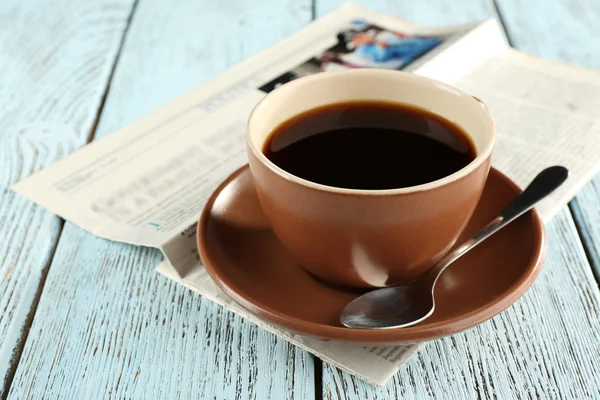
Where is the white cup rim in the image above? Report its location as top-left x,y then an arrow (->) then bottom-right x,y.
247,69 -> 495,196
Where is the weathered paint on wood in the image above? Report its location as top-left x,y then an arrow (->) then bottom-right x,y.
0,0 -> 135,395
6,0 -> 315,399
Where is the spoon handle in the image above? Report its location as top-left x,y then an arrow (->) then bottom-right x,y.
427,166 -> 569,284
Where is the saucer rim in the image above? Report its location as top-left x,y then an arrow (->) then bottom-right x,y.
198,165 -> 546,344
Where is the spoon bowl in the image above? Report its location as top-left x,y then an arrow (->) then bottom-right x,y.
341,278 -> 435,329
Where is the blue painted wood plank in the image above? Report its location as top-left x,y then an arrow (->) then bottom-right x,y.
7,0 -> 315,399
318,0 -> 600,398
0,0 -> 135,396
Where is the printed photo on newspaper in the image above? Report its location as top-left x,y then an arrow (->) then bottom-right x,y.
258,20 -> 446,93
12,3 -> 600,386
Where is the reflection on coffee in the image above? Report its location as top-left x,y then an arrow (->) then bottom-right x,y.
263,101 -> 476,190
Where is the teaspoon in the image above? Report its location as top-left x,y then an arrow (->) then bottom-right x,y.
340,165 -> 569,329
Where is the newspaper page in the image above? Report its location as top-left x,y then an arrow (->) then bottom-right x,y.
11,3 -> 600,386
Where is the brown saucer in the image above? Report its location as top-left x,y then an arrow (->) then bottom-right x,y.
198,166 -> 546,344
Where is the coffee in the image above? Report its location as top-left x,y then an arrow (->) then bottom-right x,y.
263,101 -> 476,190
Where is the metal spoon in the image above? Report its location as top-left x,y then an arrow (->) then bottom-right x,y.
340,165 -> 569,329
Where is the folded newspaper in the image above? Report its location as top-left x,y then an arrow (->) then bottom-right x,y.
12,3 -> 600,386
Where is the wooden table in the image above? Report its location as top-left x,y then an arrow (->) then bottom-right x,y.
1,0 -> 600,398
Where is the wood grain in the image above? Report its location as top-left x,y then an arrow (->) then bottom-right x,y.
7,0 -> 315,398
0,0 -> 135,396
319,0 -> 600,398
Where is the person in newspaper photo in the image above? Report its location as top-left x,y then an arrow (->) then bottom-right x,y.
259,19 -> 443,93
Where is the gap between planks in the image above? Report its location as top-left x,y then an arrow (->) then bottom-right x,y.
84,0 -> 142,144
0,223 -> 63,400
0,1 -> 141,399
569,202 -> 600,286
314,356 -> 323,400
491,0 -> 515,47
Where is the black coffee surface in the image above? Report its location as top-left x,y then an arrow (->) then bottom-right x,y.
263,101 -> 476,190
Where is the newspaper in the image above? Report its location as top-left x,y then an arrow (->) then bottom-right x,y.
11,3 -> 600,386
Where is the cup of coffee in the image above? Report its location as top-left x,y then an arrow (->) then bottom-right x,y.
247,69 -> 494,288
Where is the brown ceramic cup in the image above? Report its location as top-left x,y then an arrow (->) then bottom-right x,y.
247,69 -> 494,288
